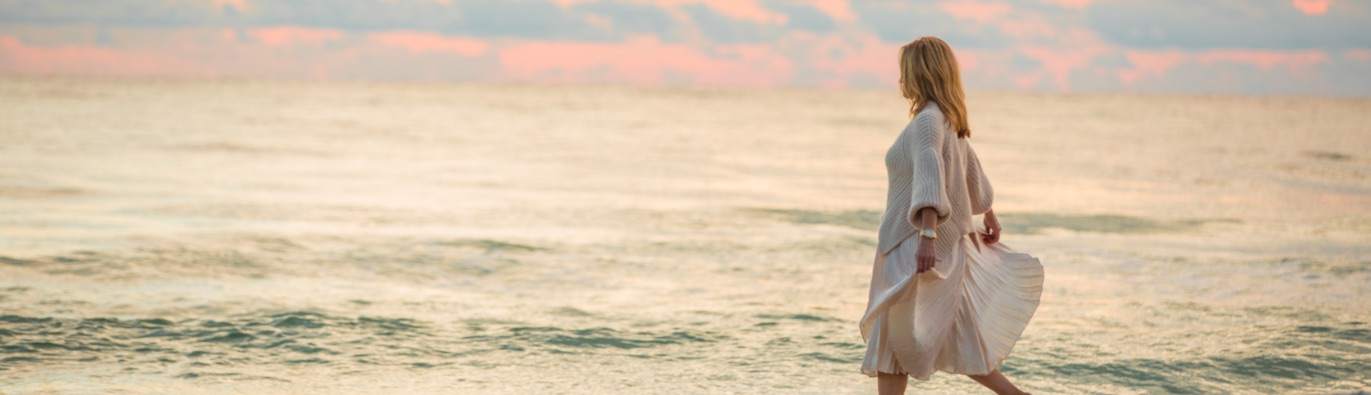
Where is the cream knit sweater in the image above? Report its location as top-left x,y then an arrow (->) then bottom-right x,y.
877,102 -> 994,255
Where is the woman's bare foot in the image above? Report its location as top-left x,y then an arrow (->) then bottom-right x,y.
965,369 -> 1027,395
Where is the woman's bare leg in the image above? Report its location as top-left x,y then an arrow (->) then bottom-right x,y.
966,369 -> 1029,395
877,372 -> 908,395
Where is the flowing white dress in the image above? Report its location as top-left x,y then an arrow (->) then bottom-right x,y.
860,103 -> 1044,380
859,235 -> 1043,379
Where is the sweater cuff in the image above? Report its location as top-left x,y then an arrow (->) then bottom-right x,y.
907,201 -> 951,227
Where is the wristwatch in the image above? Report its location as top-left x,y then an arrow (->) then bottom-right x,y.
918,229 -> 937,240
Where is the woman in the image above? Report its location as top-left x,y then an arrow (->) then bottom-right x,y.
859,37 -> 1044,395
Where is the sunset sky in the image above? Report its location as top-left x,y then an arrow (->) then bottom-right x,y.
1,0 -> 1368,95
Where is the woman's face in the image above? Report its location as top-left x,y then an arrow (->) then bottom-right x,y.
899,75 -> 916,100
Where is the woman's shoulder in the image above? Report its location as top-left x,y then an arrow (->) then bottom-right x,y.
917,101 -> 944,116
906,103 -> 946,134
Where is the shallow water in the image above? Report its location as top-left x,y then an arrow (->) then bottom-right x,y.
1,77 -> 1368,394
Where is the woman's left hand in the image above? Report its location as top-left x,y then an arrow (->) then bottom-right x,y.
981,210 -> 1001,244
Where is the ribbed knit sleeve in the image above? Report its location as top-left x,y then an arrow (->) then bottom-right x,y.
966,143 -> 994,215
907,112 -> 951,225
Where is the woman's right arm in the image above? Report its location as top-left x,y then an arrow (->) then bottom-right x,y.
908,111 -> 948,274
914,207 -> 938,273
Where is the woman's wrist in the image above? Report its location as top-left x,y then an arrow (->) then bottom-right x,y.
916,228 -> 937,239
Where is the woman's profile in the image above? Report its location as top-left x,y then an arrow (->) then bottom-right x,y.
859,36 -> 1045,395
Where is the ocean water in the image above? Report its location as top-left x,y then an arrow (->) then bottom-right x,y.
0,77 -> 1367,394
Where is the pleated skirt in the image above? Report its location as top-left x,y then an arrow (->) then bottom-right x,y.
859,234 -> 1044,380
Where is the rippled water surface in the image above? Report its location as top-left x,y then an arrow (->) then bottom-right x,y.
1,78 -> 1368,394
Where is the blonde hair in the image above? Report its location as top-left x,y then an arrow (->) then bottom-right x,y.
899,36 -> 971,138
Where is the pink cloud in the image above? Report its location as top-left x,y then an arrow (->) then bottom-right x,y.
1016,29 -> 1114,89
938,0 -> 1012,23
0,27 -> 452,81
777,31 -> 898,87
1012,70 -> 1047,89
1292,0 -> 1330,15
937,1 -> 1063,45
497,35 -> 792,86
368,31 -> 488,56
621,0 -> 788,25
1112,49 -> 1335,85
1345,48 -> 1371,61
1019,46 -> 1095,89
553,0 -> 838,25
584,14 -> 614,30
1037,0 -> 1093,9
688,0 -> 788,25
1198,50 -> 1327,74
0,35 -> 207,76
953,48 -> 1019,85
4,26 -> 792,86
1114,71 -> 1144,85
996,13 -> 1059,40
1117,49 -> 1186,85
211,0 -> 248,11
248,26 -> 346,47
955,49 -> 983,73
